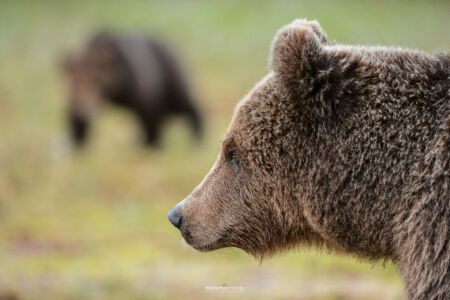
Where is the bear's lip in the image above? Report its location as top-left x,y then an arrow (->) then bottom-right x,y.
182,227 -> 232,252
183,232 -> 222,252
192,240 -> 221,252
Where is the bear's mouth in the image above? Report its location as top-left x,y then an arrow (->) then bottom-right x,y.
183,228 -> 232,252
192,240 -> 220,252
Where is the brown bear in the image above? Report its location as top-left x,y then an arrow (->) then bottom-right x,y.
169,20 -> 449,300
62,31 -> 202,147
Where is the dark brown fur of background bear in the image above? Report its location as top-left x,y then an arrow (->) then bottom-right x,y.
63,31 -> 202,147
169,20 -> 449,300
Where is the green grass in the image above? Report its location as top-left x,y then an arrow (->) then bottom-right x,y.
0,0 -> 449,299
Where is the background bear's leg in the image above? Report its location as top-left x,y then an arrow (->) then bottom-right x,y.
182,99 -> 202,140
169,93 -> 202,140
69,111 -> 91,147
137,108 -> 163,147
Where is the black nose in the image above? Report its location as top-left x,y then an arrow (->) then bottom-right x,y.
168,204 -> 183,229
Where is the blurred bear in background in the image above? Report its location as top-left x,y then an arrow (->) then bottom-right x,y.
62,31 -> 202,147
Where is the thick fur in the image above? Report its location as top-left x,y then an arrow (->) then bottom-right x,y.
63,31 -> 202,146
171,20 -> 449,300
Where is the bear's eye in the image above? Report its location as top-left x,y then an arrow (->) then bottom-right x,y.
226,150 -> 239,164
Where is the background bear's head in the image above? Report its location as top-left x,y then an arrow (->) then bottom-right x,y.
169,20 -> 331,258
62,33 -> 128,146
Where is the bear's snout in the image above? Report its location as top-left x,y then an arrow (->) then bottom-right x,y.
168,204 -> 183,229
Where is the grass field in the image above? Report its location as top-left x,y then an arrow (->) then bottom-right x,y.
0,1 -> 449,299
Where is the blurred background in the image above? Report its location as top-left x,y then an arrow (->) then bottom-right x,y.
0,1 -> 449,299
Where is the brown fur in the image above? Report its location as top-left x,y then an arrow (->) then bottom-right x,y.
170,20 -> 449,300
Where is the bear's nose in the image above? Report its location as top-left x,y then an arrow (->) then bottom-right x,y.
168,204 -> 183,229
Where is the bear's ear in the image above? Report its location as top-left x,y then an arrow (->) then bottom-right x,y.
270,19 -> 325,95
303,19 -> 328,45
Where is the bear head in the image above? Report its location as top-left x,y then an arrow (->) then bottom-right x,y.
169,19 -> 336,258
